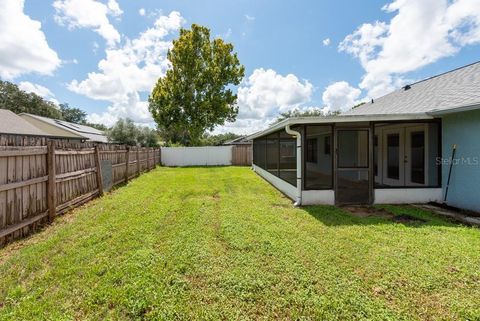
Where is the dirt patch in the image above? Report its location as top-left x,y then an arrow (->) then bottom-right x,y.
344,206 -> 426,224
392,214 -> 426,224
344,206 -> 392,219
272,203 -> 291,209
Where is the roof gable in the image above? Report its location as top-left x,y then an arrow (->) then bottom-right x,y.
346,61 -> 480,116
20,113 -> 108,142
0,109 -> 50,136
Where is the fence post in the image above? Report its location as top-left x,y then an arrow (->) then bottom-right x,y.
147,148 -> 150,171
136,147 -> 140,176
94,145 -> 104,196
47,140 -> 56,222
125,146 -> 130,183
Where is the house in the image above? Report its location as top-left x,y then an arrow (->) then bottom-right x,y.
0,109 -> 51,136
223,136 -> 252,146
20,113 -> 108,143
247,61 -> 480,213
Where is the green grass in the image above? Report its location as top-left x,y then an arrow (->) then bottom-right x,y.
0,167 -> 479,321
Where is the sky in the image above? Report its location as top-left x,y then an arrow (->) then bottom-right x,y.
1,0 -> 480,134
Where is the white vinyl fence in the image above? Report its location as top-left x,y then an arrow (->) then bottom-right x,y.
161,146 -> 233,166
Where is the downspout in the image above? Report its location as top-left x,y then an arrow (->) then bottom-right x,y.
285,124 -> 302,206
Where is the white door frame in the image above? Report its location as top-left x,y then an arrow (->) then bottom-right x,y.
373,129 -> 384,185
405,125 -> 429,186
382,127 -> 405,186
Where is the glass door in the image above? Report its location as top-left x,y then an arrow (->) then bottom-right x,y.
335,129 -> 372,205
382,128 -> 405,186
405,125 -> 427,186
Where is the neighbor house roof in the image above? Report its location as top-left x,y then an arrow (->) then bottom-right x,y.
346,61 -> 480,116
223,136 -> 251,145
0,109 -> 51,136
248,61 -> 480,140
20,113 -> 108,143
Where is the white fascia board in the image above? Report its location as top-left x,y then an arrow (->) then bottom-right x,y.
246,113 -> 433,140
427,103 -> 480,116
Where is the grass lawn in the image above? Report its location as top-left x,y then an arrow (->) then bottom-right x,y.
0,167 -> 479,320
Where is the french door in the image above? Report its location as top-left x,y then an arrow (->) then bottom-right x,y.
405,126 -> 428,186
381,125 -> 428,186
382,128 -> 405,186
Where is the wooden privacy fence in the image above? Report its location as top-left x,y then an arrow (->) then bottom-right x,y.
0,135 -> 160,246
231,145 -> 252,166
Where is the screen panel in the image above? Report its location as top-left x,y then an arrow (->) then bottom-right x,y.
305,125 -> 333,189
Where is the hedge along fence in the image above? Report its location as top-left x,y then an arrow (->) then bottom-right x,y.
0,135 -> 160,247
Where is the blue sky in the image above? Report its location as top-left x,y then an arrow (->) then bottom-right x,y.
1,0 -> 480,134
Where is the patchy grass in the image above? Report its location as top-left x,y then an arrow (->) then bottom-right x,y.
0,167 -> 479,320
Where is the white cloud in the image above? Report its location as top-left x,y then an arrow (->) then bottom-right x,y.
0,0 -> 61,79
53,0 -> 123,46
223,28 -> 232,39
245,14 -> 255,21
322,38 -> 331,46
71,11 -> 185,126
322,81 -> 361,113
339,0 -> 480,99
107,0 -> 122,16
18,81 -> 59,105
237,68 -> 313,119
216,68 -> 313,134
139,8 -> 146,16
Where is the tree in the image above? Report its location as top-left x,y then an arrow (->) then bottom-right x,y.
149,24 -> 245,146
352,102 -> 366,109
200,132 -> 242,146
0,80 -> 63,119
272,108 -> 341,124
85,122 -> 108,131
137,126 -> 161,147
107,118 -> 160,147
60,103 -> 87,123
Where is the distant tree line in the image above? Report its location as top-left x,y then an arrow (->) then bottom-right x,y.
272,108 -> 342,125
0,80 -> 159,147
0,80 -> 106,130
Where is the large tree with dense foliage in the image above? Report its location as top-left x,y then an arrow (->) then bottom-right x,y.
107,118 -> 160,147
149,24 -> 245,146
59,103 -> 87,123
0,80 -> 63,119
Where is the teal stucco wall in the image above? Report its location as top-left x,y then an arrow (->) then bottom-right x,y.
442,109 -> 480,212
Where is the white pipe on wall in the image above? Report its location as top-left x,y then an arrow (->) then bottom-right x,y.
285,124 -> 302,206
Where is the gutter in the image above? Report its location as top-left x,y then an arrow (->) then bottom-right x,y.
285,124 -> 302,207
427,103 -> 480,116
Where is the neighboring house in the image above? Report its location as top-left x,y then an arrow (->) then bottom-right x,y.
0,109 -> 51,136
223,136 -> 252,145
20,113 -> 108,143
247,61 -> 480,213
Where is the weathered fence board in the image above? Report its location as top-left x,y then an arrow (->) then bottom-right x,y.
232,145 -> 252,166
0,134 -> 161,247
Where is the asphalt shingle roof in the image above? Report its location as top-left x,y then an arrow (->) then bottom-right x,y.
0,109 -> 50,136
21,113 -> 108,143
345,61 -> 480,116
